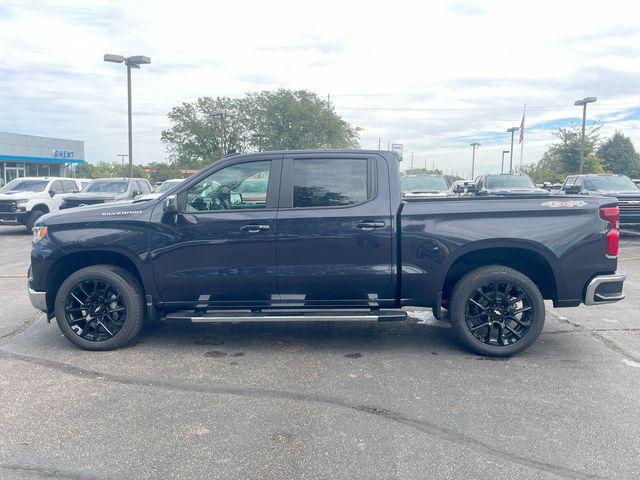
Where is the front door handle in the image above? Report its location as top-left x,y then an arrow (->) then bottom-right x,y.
355,221 -> 386,232
240,224 -> 271,233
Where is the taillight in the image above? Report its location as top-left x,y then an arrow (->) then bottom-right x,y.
600,206 -> 620,257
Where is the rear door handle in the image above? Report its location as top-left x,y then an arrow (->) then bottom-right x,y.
240,224 -> 271,233
355,221 -> 386,231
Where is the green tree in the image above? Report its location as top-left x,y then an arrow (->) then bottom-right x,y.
241,89 -> 360,151
161,96 -> 247,169
161,89 -> 361,170
520,124 -> 604,183
597,131 -> 640,177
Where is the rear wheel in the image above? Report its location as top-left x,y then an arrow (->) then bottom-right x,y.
25,209 -> 46,232
54,265 -> 145,350
449,265 -> 545,357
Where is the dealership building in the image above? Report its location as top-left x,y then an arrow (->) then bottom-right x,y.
0,132 -> 85,185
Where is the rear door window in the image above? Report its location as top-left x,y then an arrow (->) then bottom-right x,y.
292,158 -> 371,208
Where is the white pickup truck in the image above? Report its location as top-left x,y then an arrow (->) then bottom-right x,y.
0,177 -> 88,232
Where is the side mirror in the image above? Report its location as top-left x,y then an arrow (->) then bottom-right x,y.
48,189 -> 56,197
163,194 -> 177,215
466,183 -> 479,193
230,192 -> 242,205
565,185 -> 581,194
453,185 -> 465,194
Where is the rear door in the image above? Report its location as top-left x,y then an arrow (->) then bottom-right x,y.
151,155 -> 282,308
275,153 -> 394,306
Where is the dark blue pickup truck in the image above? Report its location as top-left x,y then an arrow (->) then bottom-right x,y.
28,150 -> 626,356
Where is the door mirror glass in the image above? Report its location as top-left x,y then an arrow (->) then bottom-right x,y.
133,190 -> 142,197
230,192 -> 242,206
163,194 -> 177,214
48,189 -> 56,197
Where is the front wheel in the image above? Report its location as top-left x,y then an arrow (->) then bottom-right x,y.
54,265 -> 145,350
449,265 -> 545,357
25,209 -> 46,232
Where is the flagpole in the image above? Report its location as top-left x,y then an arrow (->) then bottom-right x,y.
519,104 -> 526,169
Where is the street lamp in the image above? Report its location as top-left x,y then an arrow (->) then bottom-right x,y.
104,54 -> 151,178
208,110 -> 234,156
470,142 -> 480,180
501,150 -> 510,174
506,127 -> 519,173
574,96 -> 597,174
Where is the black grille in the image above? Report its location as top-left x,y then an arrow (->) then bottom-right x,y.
61,199 -> 105,209
618,197 -> 640,213
0,201 -> 17,213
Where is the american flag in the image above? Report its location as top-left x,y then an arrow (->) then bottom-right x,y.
519,106 -> 526,144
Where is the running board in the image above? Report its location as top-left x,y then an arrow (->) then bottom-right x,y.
164,309 -> 407,323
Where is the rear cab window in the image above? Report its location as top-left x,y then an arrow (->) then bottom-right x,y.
288,158 -> 374,208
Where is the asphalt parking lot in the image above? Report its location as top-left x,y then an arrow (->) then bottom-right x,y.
1,227 -> 639,480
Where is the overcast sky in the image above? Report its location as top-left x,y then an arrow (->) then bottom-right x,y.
1,0 -> 640,177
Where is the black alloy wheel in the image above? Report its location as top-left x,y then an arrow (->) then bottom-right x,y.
464,281 -> 532,347
64,278 -> 126,342
449,265 -> 545,357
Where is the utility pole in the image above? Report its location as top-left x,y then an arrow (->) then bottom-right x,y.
378,137 -> 381,150
507,127 -> 519,173
574,97 -> 597,173
470,142 -> 480,180
410,152 -> 414,170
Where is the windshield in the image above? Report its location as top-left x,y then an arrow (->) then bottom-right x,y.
401,176 -> 448,192
485,175 -> 536,189
0,179 -> 49,193
155,180 -> 182,193
83,180 -> 129,194
586,176 -> 639,192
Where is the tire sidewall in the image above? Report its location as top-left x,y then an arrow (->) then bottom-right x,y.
450,267 -> 545,357
55,266 -> 142,350
26,209 -> 45,232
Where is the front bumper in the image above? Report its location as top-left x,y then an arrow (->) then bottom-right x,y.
584,273 -> 626,305
0,212 -> 27,225
29,287 -> 48,313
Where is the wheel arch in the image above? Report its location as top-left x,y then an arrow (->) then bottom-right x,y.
441,243 -> 559,304
31,204 -> 50,214
46,250 -> 146,312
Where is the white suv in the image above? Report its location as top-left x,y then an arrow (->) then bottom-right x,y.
0,177 -> 84,232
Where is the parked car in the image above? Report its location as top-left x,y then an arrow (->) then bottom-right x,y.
137,179 -> 184,201
401,174 -> 451,197
449,180 -> 478,197
0,177 -> 84,231
559,174 -> 640,224
474,173 -> 549,196
29,150 -> 624,357
60,177 -> 152,209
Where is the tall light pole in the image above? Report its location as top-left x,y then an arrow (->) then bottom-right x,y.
104,54 -> 151,178
501,150 -> 509,174
470,142 -> 480,180
574,96 -> 597,174
507,127 -> 519,173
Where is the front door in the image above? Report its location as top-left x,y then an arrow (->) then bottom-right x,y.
275,153 -> 395,307
151,156 -> 282,309
5,166 -> 25,184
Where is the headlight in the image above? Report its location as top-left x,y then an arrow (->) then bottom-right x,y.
32,225 -> 48,242
15,199 -> 28,205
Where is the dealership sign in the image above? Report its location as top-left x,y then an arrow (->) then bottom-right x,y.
52,149 -> 75,159
391,143 -> 403,161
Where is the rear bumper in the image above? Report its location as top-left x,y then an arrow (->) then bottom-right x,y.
584,273 -> 626,305
29,288 -> 48,313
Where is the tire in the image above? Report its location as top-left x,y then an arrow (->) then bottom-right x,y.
26,209 -> 46,233
449,265 -> 545,357
54,265 -> 145,350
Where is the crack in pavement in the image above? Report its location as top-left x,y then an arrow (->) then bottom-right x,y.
0,463 -> 107,480
0,313 -> 42,342
547,310 -> 640,363
0,348 -> 601,480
